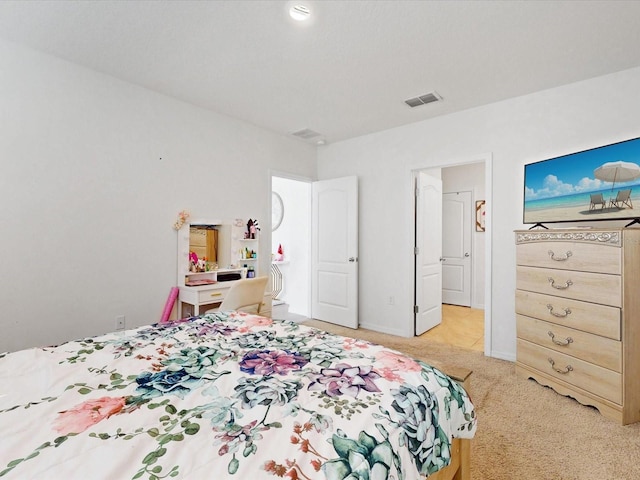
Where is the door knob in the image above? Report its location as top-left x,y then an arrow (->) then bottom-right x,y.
348,257 -> 358,262
464,253 -> 470,257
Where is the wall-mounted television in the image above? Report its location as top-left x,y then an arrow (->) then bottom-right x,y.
523,136 -> 640,227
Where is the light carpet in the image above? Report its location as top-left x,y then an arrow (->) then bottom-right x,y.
302,319 -> 640,480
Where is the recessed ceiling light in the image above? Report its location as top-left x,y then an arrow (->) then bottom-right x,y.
289,4 -> 311,21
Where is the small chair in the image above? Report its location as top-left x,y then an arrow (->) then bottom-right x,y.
609,189 -> 633,209
206,276 -> 268,315
589,193 -> 606,211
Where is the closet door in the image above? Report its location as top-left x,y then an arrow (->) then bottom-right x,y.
311,176 -> 358,328
415,171 -> 443,335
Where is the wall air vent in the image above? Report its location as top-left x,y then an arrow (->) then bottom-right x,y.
291,128 -> 322,139
404,91 -> 442,108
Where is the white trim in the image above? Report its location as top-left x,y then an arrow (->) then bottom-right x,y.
483,154 -> 493,357
490,350 -> 515,363
269,169 -> 315,184
358,321 -> 409,338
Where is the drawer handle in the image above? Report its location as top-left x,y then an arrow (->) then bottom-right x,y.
210,292 -> 223,297
548,277 -> 573,290
548,358 -> 573,374
548,250 -> 572,261
547,331 -> 574,346
546,304 -> 571,318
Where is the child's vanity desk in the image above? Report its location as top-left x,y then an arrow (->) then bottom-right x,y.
176,219 -> 270,317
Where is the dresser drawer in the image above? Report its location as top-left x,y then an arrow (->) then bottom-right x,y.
515,290 -> 620,340
198,288 -> 228,304
517,339 -> 622,404
516,266 -> 621,307
516,241 -> 621,274
516,315 -> 622,372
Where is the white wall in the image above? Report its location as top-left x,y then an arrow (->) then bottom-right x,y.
271,176 -> 311,315
442,162 -> 485,309
0,39 -> 316,353
317,66 -> 640,360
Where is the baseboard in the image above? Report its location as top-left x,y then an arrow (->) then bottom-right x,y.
488,349 -> 516,362
357,321 -> 411,338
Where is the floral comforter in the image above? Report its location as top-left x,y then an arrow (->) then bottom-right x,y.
0,312 -> 476,479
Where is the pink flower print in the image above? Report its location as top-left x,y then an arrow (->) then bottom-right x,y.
375,350 -> 421,372
237,315 -> 273,332
376,367 -> 404,383
342,338 -> 370,350
53,396 -> 126,435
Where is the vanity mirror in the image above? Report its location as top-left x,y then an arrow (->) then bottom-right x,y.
177,221 -> 236,286
189,225 -> 218,265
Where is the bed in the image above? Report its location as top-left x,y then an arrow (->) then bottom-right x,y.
0,312 -> 476,479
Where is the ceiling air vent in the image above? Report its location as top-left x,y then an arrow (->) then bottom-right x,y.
404,91 -> 442,108
291,128 -> 321,140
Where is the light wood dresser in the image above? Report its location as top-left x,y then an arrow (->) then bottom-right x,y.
515,228 -> 640,425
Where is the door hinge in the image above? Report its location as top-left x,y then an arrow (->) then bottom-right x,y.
414,246 -> 419,255
414,305 -> 419,314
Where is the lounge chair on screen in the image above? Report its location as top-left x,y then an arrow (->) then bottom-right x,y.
609,189 -> 633,209
589,193 -> 606,211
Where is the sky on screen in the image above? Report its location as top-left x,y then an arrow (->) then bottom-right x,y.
525,137 -> 640,200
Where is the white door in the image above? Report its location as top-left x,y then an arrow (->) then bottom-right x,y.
311,176 -> 358,328
415,172 -> 443,335
442,191 -> 472,306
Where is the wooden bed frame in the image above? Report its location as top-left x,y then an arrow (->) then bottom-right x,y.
428,365 -> 472,480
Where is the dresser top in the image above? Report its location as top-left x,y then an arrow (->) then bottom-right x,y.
515,229 -> 626,246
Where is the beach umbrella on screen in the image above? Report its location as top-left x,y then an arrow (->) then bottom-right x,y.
594,161 -> 640,191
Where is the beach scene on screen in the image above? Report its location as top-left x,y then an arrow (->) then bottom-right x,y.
524,137 -> 640,224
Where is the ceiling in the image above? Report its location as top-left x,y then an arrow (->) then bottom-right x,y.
1,0 -> 640,145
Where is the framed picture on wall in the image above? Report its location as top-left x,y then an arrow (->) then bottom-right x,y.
476,200 -> 486,232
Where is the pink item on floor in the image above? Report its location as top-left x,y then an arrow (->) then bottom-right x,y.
160,287 -> 179,323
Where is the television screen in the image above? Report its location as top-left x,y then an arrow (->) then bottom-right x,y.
523,136 -> 640,226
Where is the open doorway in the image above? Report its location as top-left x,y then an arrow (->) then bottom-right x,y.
271,175 -> 312,322
441,163 -> 486,310
414,158 -> 491,354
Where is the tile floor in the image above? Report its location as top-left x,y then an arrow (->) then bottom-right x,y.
420,304 -> 484,351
